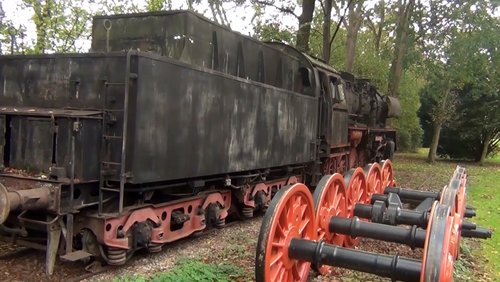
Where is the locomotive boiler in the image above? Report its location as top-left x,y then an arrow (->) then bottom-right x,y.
0,10 -> 400,274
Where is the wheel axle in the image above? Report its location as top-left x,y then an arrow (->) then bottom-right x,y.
288,238 -> 422,282
329,216 -> 426,249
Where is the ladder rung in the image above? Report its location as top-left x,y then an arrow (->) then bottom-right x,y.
100,187 -> 120,192
105,82 -> 126,86
101,170 -> 117,176
104,109 -> 124,112
103,135 -> 123,139
102,161 -> 121,165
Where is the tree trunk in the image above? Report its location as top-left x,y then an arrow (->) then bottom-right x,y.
387,0 -> 414,97
374,0 -> 385,54
345,1 -> 363,73
296,0 -> 315,52
322,0 -> 332,62
478,132 -> 491,165
427,122 -> 442,163
345,27 -> 357,72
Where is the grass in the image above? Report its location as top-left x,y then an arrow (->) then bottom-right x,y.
466,155 -> 500,280
394,149 -> 499,281
113,258 -> 244,282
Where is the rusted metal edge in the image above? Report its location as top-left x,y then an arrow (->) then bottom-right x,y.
0,106 -> 103,118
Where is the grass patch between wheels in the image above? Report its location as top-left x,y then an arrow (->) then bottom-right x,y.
151,258 -> 244,282
113,258 -> 244,282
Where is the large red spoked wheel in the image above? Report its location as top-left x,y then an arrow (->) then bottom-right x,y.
440,171 -> 468,259
255,183 -> 316,282
440,182 -> 458,212
343,167 -> 368,247
454,167 -> 468,220
439,185 -> 461,259
363,163 -> 382,196
457,177 -> 467,219
312,174 -> 347,274
421,202 -> 455,282
380,159 -> 394,193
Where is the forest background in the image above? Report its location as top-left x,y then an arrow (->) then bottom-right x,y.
1,0 -> 498,164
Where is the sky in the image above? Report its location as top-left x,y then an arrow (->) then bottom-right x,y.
1,0 -> 300,52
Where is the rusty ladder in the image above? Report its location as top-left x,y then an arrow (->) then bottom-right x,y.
98,51 -> 135,216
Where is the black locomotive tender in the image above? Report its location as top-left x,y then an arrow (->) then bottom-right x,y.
0,11 -> 401,274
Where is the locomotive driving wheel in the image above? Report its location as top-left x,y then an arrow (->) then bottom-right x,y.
363,163 -> 382,196
312,174 -> 347,274
255,183 -> 316,282
451,175 -> 468,259
457,174 -> 467,219
322,155 -> 348,175
343,168 -> 368,247
380,159 -> 394,192
335,155 -> 347,174
322,158 -> 336,175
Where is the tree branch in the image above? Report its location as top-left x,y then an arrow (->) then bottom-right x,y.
319,0 -> 326,16
252,0 -> 299,19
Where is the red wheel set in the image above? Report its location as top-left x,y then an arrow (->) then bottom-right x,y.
255,164 -> 491,282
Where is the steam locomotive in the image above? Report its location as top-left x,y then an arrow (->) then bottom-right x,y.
0,10 -> 400,274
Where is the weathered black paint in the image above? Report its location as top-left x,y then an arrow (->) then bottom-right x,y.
0,51 -> 318,184
127,53 -> 318,183
0,54 -> 125,179
91,11 -> 317,96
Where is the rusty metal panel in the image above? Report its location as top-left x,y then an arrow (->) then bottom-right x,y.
330,108 -> 349,146
0,107 -> 102,118
9,117 -> 53,173
0,54 -> 127,109
0,54 -> 127,180
126,54 -> 318,184
56,118 -> 101,181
